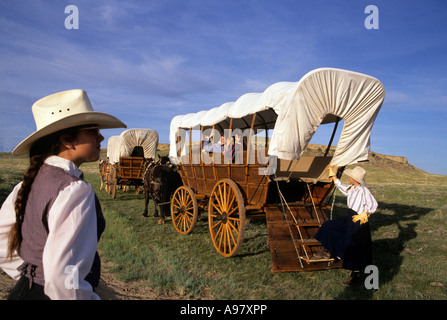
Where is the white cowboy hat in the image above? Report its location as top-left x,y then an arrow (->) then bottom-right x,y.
12,89 -> 126,155
344,166 -> 367,186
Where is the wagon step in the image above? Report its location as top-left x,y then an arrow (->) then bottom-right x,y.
301,256 -> 335,263
296,238 -> 321,246
294,222 -> 321,227
265,206 -> 342,272
295,239 -> 336,263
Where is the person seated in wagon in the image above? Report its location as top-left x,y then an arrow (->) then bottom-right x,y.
202,131 -> 227,153
202,131 -> 243,163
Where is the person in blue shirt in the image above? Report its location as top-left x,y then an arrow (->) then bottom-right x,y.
202,133 -> 243,164
202,134 -> 226,153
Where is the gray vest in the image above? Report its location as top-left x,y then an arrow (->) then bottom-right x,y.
18,164 -> 105,288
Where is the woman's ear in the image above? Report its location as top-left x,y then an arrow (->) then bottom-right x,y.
59,134 -> 76,151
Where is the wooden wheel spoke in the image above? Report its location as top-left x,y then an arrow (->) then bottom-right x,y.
223,182 -> 227,209
216,184 -> 224,210
174,214 -> 183,227
224,226 -> 232,254
211,219 -> 222,230
226,225 -> 236,249
227,193 -> 236,213
172,203 -> 181,209
184,211 -> 193,223
184,198 -> 193,208
227,205 -> 238,217
227,220 -> 240,235
215,223 -> 224,244
182,215 -> 189,231
222,226 -> 228,253
211,202 -> 223,215
220,225 -> 227,254
227,216 -> 240,222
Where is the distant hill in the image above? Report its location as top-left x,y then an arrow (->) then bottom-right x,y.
303,144 -> 424,173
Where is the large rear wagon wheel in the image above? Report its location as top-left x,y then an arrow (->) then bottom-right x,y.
171,186 -> 198,235
208,179 -> 246,257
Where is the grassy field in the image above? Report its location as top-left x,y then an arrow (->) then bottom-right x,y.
1,150 -> 446,300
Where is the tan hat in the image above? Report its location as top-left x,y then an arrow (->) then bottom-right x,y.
344,166 -> 367,186
12,89 -> 126,155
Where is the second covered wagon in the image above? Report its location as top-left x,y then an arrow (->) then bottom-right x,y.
106,128 -> 159,198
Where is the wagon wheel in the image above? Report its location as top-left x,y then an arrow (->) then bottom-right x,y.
107,170 -> 114,195
105,171 -> 111,194
111,167 -> 117,199
171,186 -> 198,235
208,179 -> 246,258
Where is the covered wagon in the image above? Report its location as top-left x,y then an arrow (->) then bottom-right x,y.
107,128 -> 159,198
169,68 -> 385,271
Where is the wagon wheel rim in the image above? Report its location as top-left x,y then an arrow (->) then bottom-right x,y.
208,179 -> 246,258
106,172 -> 111,194
106,170 -> 113,194
111,167 -> 117,199
171,186 -> 198,235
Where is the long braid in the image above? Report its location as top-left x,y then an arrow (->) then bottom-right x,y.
6,126 -> 80,259
7,155 -> 48,258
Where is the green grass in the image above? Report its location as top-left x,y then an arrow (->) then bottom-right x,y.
1,151 -> 447,300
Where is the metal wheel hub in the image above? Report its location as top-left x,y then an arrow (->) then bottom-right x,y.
220,211 -> 228,223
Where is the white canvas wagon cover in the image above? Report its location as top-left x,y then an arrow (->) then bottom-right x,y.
106,135 -> 120,164
117,128 -> 159,160
169,68 -> 385,167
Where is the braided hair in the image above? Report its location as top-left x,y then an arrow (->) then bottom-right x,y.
7,126 -> 80,259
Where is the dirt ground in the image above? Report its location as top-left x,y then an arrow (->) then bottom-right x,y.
0,261 -> 171,300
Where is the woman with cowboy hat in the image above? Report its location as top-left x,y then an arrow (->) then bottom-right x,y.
0,89 -> 126,299
314,165 -> 378,286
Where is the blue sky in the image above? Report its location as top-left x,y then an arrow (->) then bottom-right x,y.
1,0 -> 446,175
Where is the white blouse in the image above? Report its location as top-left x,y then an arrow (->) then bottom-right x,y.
334,178 -> 378,215
0,156 -> 100,300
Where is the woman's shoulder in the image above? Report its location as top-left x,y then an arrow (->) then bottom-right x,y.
35,164 -> 93,199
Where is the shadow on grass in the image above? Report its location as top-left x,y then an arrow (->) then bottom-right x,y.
334,201 -> 432,299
